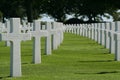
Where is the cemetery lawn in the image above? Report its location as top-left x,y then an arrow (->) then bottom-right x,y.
1,33 -> 120,80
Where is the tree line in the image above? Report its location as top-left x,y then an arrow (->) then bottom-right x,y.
0,0 -> 120,23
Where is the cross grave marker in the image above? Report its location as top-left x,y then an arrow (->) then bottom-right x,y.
31,20 -> 48,64
0,18 -> 31,77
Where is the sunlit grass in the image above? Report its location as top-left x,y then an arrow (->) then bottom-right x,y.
0,33 -> 120,80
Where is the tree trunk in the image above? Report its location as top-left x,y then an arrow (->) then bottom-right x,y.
26,0 -> 33,22
88,14 -> 93,22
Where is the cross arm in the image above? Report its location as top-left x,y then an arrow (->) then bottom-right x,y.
0,33 -> 31,41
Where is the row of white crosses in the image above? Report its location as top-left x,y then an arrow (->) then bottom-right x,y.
64,22 -> 120,61
0,18 -> 64,77
0,21 -> 9,46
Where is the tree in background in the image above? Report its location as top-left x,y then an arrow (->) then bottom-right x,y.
24,0 -> 33,22
65,0 -> 112,22
22,0 -> 45,22
43,0 -> 67,22
0,0 -> 25,22
0,0 -> 120,23
0,11 -> 3,21
107,0 -> 120,21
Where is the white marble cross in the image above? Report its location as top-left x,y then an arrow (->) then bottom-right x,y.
94,23 -> 98,42
59,23 -> 64,44
101,23 -> 105,46
31,20 -> 48,64
45,22 -> 52,55
105,23 -> 110,49
97,23 -> 101,44
88,24 -> 92,39
45,22 -> 64,54
0,18 -> 31,77
20,21 -> 33,33
0,22 -> 3,33
91,24 -> 95,40
5,20 -> 11,46
27,22 -> 33,32
114,21 -> 120,61
110,22 -> 115,54
51,22 -> 59,50
0,22 -> 7,33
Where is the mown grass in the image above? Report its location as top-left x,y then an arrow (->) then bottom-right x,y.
0,33 -> 120,80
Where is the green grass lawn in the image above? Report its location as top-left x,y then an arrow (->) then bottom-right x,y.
0,33 -> 120,80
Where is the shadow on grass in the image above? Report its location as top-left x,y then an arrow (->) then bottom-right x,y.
97,71 -> 118,74
22,62 -> 29,64
0,76 -> 11,79
22,62 -> 33,65
22,55 -> 32,56
77,60 -> 114,63
75,71 -> 119,75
